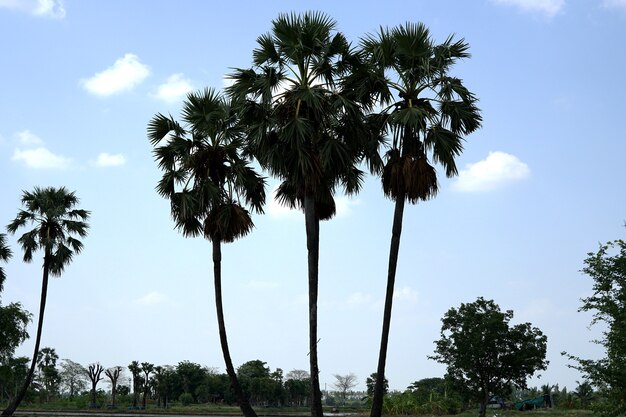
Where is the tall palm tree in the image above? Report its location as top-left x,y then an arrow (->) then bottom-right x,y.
357,23 -> 482,417
2,186 -> 89,417
227,12 -> 381,417
0,233 -> 12,293
148,88 -> 265,417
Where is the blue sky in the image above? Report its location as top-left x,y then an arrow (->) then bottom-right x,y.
1,0 -> 625,393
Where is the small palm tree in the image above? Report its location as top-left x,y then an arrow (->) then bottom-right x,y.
2,187 -> 89,417
228,13 -> 380,416
148,88 -> 265,417
356,23 -> 482,417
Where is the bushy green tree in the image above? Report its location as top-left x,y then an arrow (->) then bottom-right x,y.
430,297 -> 547,417
564,234 -> 626,417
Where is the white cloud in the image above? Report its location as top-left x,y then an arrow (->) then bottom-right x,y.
335,196 -> 360,218
602,0 -> 626,9
12,147 -> 71,169
153,73 -> 193,103
81,53 -> 150,97
16,130 -> 44,146
135,291 -> 167,306
0,0 -> 65,18
393,286 -> 419,304
490,0 -> 565,17
95,152 -> 126,167
452,151 -> 530,193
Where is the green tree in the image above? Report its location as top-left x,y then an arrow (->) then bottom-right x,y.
140,362 -> 153,408
573,380 -> 594,409
0,357 -> 29,404
36,347 -> 60,402
355,23 -> 482,417
228,13 -> 379,416
563,235 -> 626,417
148,88 -> 265,417
0,304 -> 30,364
366,373 -> 388,397
430,297 -> 547,417
127,361 -> 141,407
2,187 -> 89,417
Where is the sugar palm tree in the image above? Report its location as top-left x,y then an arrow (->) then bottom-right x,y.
0,233 -> 13,293
2,186 -> 89,417
148,88 -> 265,417
357,23 -> 482,417
227,12 -> 381,417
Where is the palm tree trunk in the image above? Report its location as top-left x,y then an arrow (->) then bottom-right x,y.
370,195 -> 405,417
2,252 -> 50,417
212,239 -> 258,417
304,194 -> 323,417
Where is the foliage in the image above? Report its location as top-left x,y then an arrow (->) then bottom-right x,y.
0,234 -> 12,294
430,297 -> 548,417
366,373 -> 388,397
59,359 -> 87,398
179,392 -> 193,406
0,303 -> 30,363
333,373 -> 357,404
564,235 -> 626,417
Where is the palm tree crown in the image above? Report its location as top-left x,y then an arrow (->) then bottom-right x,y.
228,11 -> 379,218
148,88 -> 265,242
360,22 -> 482,200
7,186 -> 90,272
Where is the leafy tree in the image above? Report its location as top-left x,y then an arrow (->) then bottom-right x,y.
355,23 -> 482,417
59,359 -> 87,398
430,297 -> 547,417
140,362 -> 153,408
127,361 -> 141,407
104,366 -> 122,407
573,380 -> 594,409
0,357 -> 29,404
0,304 -> 30,364
2,187 -> 89,417
366,373 -> 388,397
333,373 -> 357,405
563,235 -> 626,417
148,88 -> 265,417
228,13 -> 379,416
35,347 -> 60,402
86,363 -> 104,407
285,369 -> 310,407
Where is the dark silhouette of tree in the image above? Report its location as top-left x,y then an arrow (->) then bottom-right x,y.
228,13 -> 380,416
87,363 -> 104,408
355,23 -> 482,417
128,361 -> 141,407
2,187 -> 89,417
105,366 -> 122,407
149,88 -> 265,417
141,362 -> 154,408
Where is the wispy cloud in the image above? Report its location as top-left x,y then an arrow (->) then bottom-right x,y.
490,0 -> 565,17
16,129 -> 44,146
602,0 -> 626,9
153,73 -> 193,103
12,147 -> 71,169
94,152 -> 126,167
346,292 -> 373,307
11,130 -> 71,169
135,291 -> 168,306
81,54 -> 150,97
0,0 -> 66,19
452,151 -> 530,193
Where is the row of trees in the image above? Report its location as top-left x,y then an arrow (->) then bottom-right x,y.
148,11 -> 481,417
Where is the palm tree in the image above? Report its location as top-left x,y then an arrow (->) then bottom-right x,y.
227,13 -> 380,416
2,186 -> 89,417
357,23 -> 482,417
0,233 -> 12,293
148,88 -> 265,417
